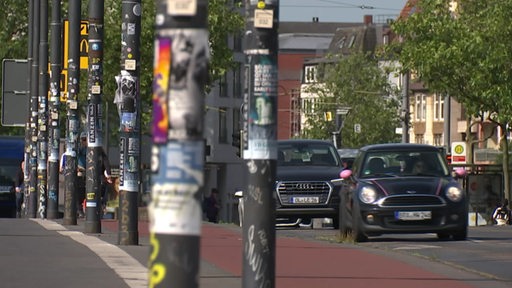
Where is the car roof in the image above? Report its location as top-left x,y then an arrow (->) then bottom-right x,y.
360,143 -> 442,152
278,139 -> 333,145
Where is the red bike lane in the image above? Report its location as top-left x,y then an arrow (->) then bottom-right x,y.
200,224 -> 477,288
102,219 -> 484,288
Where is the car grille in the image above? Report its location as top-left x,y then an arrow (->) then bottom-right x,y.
276,181 -> 331,205
378,194 -> 445,207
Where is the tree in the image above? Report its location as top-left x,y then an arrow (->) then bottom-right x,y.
302,52 -> 401,148
0,0 -> 244,138
389,0 -> 512,201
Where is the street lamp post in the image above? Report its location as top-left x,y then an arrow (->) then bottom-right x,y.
332,107 -> 350,149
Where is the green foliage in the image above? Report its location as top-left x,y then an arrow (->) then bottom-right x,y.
0,0 -> 243,139
302,52 -> 401,148
387,0 -> 512,198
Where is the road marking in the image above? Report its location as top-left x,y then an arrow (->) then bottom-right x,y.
393,244 -> 442,250
32,219 -> 148,288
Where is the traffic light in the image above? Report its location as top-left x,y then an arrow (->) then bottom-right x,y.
232,131 -> 241,157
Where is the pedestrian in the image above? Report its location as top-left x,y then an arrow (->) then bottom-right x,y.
76,132 -> 87,218
14,160 -> 25,218
100,147 -> 113,213
203,188 -> 220,223
492,199 -> 510,226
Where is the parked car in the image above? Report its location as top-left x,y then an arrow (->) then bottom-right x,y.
339,143 -> 467,242
275,139 -> 344,228
337,148 -> 358,169
0,136 -> 24,218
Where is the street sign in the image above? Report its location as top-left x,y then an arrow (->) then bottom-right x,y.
1,59 -> 29,126
451,141 -> 467,164
62,19 -> 89,70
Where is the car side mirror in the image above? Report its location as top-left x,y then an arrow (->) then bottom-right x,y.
453,168 -> 466,178
340,169 -> 352,179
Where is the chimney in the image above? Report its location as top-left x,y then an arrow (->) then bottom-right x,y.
312,17 -> 319,23
363,15 -> 373,25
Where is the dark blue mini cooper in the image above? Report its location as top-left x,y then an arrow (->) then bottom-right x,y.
339,143 -> 467,242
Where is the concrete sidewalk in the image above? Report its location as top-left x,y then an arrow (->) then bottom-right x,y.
16,219 -> 506,288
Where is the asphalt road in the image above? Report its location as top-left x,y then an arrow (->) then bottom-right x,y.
277,223 -> 512,286
1,217 -> 511,288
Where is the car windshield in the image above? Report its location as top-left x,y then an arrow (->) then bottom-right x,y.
360,150 -> 449,178
278,143 -> 339,167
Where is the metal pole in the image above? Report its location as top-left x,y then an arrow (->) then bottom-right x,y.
148,0 -> 209,286
63,0 -> 81,226
47,0 -> 62,219
401,71 -> 410,143
24,0 -> 34,217
28,0 -> 40,219
37,0 -> 49,219
242,1 -> 278,287
85,0 -> 105,234
116,0 -> 141,245
444,93 -> 451,152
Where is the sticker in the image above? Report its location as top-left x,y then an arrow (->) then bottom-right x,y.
168,0 -> 197,16
254,9 -> 273,28
149,141 -> 203,235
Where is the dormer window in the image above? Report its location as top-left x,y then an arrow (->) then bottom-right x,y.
304,65 -> 317,84
337,36 -> 346,48
348,35 -> 356,48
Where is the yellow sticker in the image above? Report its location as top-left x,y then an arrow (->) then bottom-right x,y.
257,1 -> 265,9
454,144 -> 464,154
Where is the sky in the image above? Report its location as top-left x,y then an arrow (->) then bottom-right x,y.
279,0 -> 408,23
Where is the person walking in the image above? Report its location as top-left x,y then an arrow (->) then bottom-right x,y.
203,188 -> 220,223
14,160 -> 25,218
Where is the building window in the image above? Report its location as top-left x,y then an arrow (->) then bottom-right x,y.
415,94 -> 426,122
433,133 -> 443,146
233,107 -> 240,137
233,65 -> 242,99
415,134 -> 424,144
219,74 -> 228,98
301,98 -> 318,115
434,94 -> 444,121
219,107 -> 228,143
233,33 -> 242,52
304,65 -> 317,84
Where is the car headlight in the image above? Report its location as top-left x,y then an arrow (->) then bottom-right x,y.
446,186 -> 463,202
359,186 -> 377,204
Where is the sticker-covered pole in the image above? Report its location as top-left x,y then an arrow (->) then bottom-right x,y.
242,1 -> 279,287
63,0 -> 81,226
85,0 -> 105,233
116,0 -> 141,245
148,0 -> 209,287
37,0 -> 49,219
47,0 -> 62,220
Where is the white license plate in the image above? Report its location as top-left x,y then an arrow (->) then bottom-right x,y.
292,197 -> 319,204
395,211 -> 431,220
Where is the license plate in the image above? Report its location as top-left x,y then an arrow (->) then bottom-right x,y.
395,211 -> 431,220
292,197 -> 319,204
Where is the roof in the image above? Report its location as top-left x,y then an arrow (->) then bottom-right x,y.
279,22 -> 360,35
278,139 -> 334,146
279,33 -> 334,51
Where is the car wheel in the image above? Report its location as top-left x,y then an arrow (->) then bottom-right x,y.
452,226 -> 468,241
436,232 -> 450,240
351,206 -> 368,242
332,214 -> 339,230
